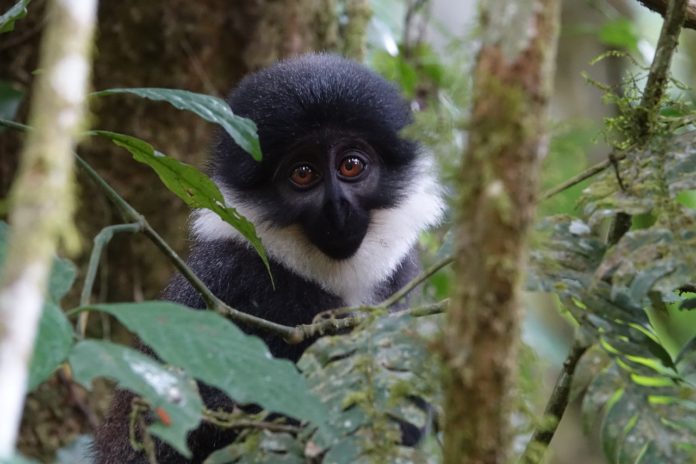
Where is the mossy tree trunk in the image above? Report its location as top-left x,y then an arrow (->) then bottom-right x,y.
441,0 -> 560,462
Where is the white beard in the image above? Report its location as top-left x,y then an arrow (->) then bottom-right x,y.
191,157 -> 445,306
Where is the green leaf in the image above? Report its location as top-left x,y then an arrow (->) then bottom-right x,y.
91,88 -> 262,161
0,221 -> 76,389
0,454 -> 40,464
203,431 -> 306,464
69,340 -> 203,457
92,131 -> 271,281
0,0 -> 30,33
298,313 -> 440,461
28,302 -> 73,390
583,365 -> 696,464
87,302 -> 329,431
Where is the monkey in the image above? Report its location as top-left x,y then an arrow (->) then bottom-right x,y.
92,53 -> 444,463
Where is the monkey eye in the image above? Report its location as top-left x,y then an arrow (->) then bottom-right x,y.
338,155 -> 365,179
290,163 -> 320,188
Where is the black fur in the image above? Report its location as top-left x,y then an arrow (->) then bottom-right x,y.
93,54 -> 425,463
92,242 -> 419,463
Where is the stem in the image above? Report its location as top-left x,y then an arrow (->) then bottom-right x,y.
635,0 -> 689,142
518,339 -> 590,463
378,255 -> 453,309
540,151 -> 628,201
78,223 -> 143,337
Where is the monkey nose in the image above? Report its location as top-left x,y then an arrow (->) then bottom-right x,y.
324,197 -> 352,230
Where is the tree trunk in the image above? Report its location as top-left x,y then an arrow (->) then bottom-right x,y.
442,1 -> 560,462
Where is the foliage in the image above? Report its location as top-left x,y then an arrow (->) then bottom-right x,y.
91,88 -> 262,161
208,313 -> 442,463
529,211 -> 696,462
0,0 -> 30,34
92,130 -> 271,280
0,222 -> 75,391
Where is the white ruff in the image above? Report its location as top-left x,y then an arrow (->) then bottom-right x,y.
191,159 -> 445,306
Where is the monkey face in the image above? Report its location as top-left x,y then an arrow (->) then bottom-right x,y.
273,134 -> 380,260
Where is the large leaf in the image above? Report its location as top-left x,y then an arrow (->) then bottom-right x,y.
28,302 -> 74,390
87,302 -> 328,431
0,0 -> 30,33
298,313 -> 441,462
582,364 -> 696,464
579,133 -> 696,229
69,340 -> 203,457
93,131 -> 271,280
91,88 -> 261,161
0,221 -> 76,390
208,313 -> 442,463
595,220 -> 696,302
529,216 -> 696,463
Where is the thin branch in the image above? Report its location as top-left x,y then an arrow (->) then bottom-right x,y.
203,409 -> 302,434
78,223 -> 143,337
290,298 -> 449,342
378,255 -> 453,309
1,118 -> 449,345
540,154 -> 620,201
635,0 -> 690,141
519,339 -> 590,463
74,154 -> 298,340
635,0 -> 696,30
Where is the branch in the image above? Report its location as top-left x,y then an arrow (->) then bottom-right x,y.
636,0 -> 696,30
635,0 -> 690,141
519,338 -> 590,463
289,299 -> 449,342
608,0 -> 689,245
540,151 -> 628,201
1,119 -> 451,346
0,0 -> 97,456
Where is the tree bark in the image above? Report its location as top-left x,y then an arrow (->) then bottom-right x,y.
0,0 -> 97,455
442,1 -> 560,463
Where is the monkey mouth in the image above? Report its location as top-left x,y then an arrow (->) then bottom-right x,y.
311,228 -> 366,260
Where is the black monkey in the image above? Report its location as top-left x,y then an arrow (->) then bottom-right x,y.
93,54 -> 443,463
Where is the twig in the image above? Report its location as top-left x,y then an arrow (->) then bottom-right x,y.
518,338 -> 590,464
378,255 -> 453,309
540,154 -> 620,201
78,223 -> 142,337
203,409 -> 302,434
74,154 -> 298,340
291,298 -> 449,342
635,0 -> 696,30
